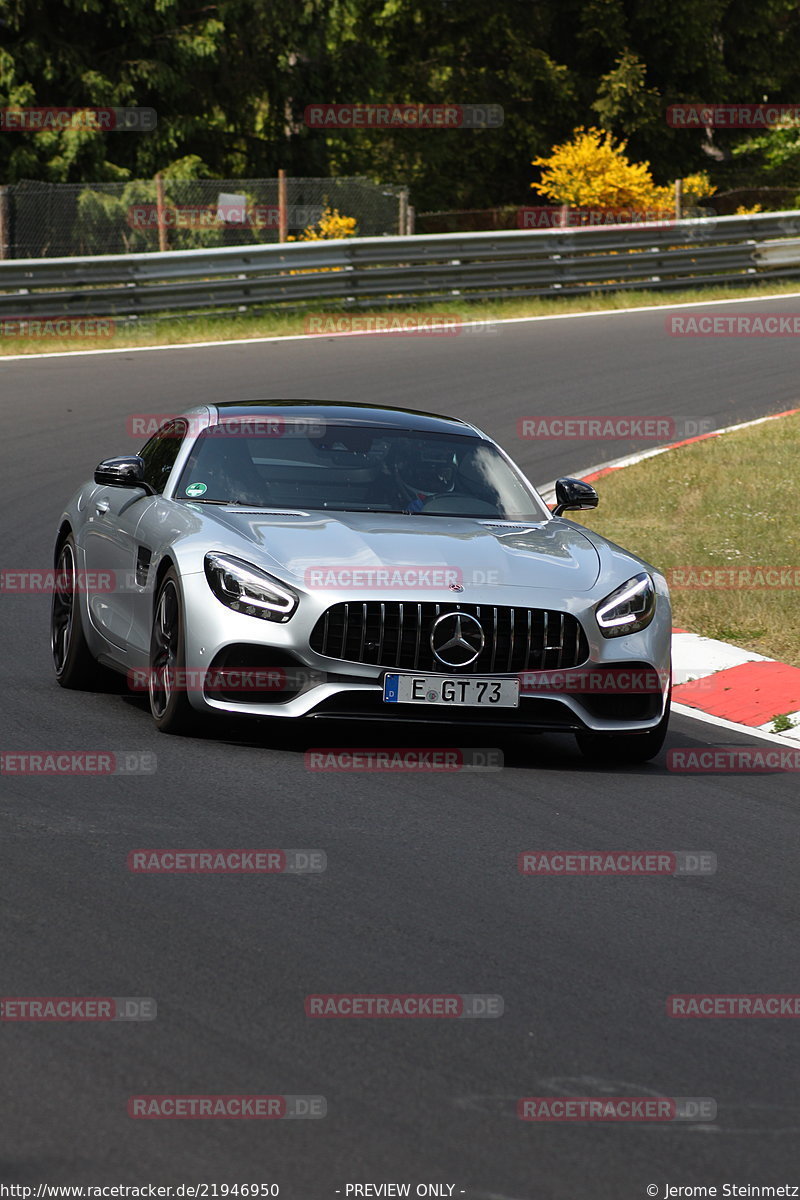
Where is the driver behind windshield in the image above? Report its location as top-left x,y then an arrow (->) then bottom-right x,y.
177,423 -> 540,518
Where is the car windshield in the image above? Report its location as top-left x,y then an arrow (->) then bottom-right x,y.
174,421 -> 547,519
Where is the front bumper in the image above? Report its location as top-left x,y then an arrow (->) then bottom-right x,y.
198,666 -> 669,731
178,572 -> 672,733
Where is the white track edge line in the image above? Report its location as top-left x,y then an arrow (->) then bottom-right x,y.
671,702 -> 800,746
4,288 -> 800,363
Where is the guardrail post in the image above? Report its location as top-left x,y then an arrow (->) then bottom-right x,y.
0,186 -> 8,258
155,173 -> 168,253
398,188 -> 409,236
278,170 -> 288,243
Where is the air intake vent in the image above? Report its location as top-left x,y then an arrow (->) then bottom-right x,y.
481,523 -> 541,532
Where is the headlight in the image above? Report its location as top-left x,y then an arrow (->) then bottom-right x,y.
595,572 -> 655,638
204,552 -> 298,622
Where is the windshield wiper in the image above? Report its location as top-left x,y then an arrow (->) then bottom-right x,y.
180,497 -> 265,506
311,507 -> 412,514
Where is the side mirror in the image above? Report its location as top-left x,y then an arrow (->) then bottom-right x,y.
552,477 -> 599,517
94,455 -> 154,493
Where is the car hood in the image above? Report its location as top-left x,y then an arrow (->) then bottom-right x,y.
199,509 -> 602,592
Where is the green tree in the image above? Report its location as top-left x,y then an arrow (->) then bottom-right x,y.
0,0 -> 329,182
3,0 -> 800,212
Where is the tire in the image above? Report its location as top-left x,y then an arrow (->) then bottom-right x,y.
575,690 -> 671,765
51,535 -> 106,690
148,568 -> 197,735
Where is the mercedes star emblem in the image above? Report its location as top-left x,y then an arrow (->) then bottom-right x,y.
430,611 -> 485,668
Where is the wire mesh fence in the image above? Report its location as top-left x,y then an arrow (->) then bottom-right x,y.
0,177 -> 406,258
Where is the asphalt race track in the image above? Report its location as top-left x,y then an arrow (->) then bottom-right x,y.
2,297 -> 800,1197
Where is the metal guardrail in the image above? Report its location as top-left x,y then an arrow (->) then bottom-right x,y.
3,210 -> 800,319
752,237 -> 800,267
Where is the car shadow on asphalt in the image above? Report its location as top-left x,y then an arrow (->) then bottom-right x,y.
120,690 -> 688,775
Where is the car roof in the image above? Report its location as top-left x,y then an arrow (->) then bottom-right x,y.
205,399 -> 484,437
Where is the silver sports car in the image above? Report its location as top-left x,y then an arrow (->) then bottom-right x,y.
51,400 -> 671,762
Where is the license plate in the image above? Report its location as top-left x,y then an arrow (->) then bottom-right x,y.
383,673 -> 519,708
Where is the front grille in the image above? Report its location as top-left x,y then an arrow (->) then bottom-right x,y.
309,602 -> 589,673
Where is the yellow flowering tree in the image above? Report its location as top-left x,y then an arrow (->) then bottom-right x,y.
290,206 -> 358,241
286,206 -> 359,276
531,127 -> 713,214
681,172 -> 716,210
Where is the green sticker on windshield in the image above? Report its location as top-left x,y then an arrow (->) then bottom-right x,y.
185,482 -> 207,497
